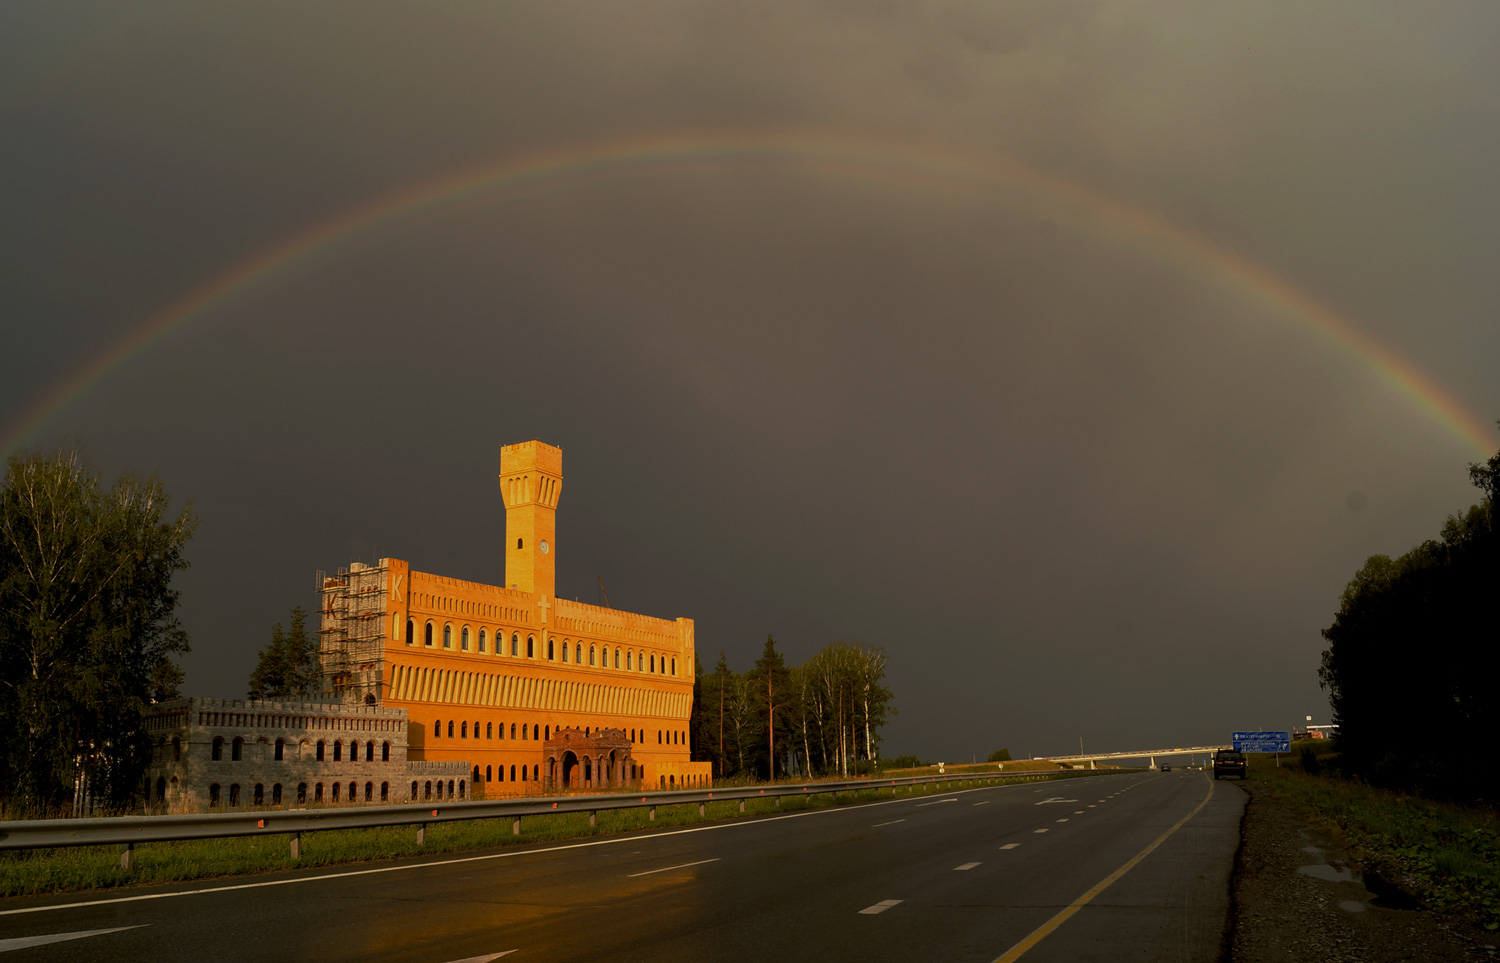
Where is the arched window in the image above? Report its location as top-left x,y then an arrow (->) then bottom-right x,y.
156,776 -> 166,801
274,738 -> 284,761
411,780 -> 419,800
364,782 -> 373,802
316,740 -> 325,761
590,645 -> 596,666
499,765 -> 506,782
544,725 -> 550,739
230,783 -> 241,806
461,721 -> 468,739
171,737 -> 181,761
509,765 -> 516,782
253,784 -> 264,806
443,624 -> 453,649
658,730 -> 662,745
522,724 -> 528,741
435,780 -> 443,799
510,723 -> 516,739
209,783 -> 221,806
331,782 -> 340,802
212,737 -> 224,761
382,741 -> 391,761
434,720 -> 441,738
366,740 -> 374,761
603,646 -> 610,667
315,782 -> 324,802
381,782 -> 389,801
547,639 -> 555,660
512,633 -> 520,656
297,783 -> 307,803
671,657 -> 677,676
517,537 -> 523,550
527,635 -> 535,658
630,728 -> 636,742
349,781 -> 356,801
406,618 -> 414,645
473,766 -> 481,784
561,642 -> 569,663
461,626 -> 470,651
333,740 -> 342,762
425,622 -> 434,647
473,719 -> 479,739
486,765 -> 492,781
448,720 -> 455,738
231,737 -> 243,761
627,651 -> 633,670
532,765 -> 539,781
478,629 -> 486,653
458,780 -> 465,799
486,722 -> 492,739
650,654 -> 656,673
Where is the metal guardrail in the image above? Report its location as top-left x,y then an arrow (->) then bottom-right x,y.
0,768 -> 1114,867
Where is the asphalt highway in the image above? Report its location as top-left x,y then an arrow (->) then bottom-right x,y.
0,771 -> 1246,962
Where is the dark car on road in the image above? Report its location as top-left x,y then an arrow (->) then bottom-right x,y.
1213,749 -> 1246,779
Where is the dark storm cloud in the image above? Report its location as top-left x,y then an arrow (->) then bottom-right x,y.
3,1 -> 1498,760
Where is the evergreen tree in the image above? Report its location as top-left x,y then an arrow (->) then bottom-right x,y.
248,607 -> 320,700
749,635 -> 794,780
0,449 -> 194,812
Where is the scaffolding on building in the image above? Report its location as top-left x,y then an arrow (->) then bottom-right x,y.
318,561 -> 389,705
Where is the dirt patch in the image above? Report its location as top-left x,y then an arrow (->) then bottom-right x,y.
1229,780 -> 1497,962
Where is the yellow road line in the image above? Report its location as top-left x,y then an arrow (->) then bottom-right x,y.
991,778 -> 1217,963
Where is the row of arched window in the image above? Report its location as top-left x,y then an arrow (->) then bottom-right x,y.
205,780 -> 393,807
429,719 -> 686,747
209,737 -> 391,763
411,779 -> 467,800
399,618 -> 680,676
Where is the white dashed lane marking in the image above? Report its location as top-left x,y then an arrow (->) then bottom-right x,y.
973,801 -> 991,806
872,819 -> 906,828
0,927 -> 146,953
918,798 -> 959,807
954,862 -> 982,871
859,899 -> 903,915
1056,818 -> 1069,823
1033,828 -> 1049,834
1000,843 -> 1020,850
627,858 -> 720,877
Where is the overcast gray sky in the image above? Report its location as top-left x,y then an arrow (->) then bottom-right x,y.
4,2 -> 1497,761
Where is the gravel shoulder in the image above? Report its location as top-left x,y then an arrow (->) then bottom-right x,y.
1229,779 -> 1497,963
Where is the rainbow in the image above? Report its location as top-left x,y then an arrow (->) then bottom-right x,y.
3,130 -> 1494,458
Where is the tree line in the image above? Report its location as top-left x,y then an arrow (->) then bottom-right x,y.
689,636 -> 894,780
0,449 -> 194,813
1319,434 -> 1498,801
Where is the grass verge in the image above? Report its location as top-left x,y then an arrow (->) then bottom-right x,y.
1249,747 -> 1500,931
0,772 -> 1099,899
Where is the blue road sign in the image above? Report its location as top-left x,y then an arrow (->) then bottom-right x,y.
1232,730 -> 1291,753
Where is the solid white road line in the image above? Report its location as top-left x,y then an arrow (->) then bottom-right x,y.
859,899 -> 903,915
0,926 -> 145,952
627,858 -> 721,878
999,843 -> 1020,850
872,819 -> 906,827
918,798 -> 959,807
954,862 -> 982,871
973,801 -> 991,806
443,953 -> 516,963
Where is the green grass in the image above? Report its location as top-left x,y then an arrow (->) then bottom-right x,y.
1249,744 -> 1500,930
0,772 -> 1093,898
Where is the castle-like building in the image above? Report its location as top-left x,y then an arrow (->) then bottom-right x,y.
317,441 -> 710,795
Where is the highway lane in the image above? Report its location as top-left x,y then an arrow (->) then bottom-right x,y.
0,771 -> 1246,962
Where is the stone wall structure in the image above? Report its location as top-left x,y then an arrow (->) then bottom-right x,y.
142,697 -> 469,812
317,440 -> 713,795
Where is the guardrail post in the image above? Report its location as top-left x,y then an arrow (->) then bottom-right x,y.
649,806 -> 656,822
289,832 -> 300,859
119,843 -> 133,871
699,803 -> 706,817
416,824 -> 425,846
513,817 -> 521,836
738,800 -> 745,813
589,811 -> 596,828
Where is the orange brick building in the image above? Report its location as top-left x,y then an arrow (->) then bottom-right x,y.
318,441 -> 710,795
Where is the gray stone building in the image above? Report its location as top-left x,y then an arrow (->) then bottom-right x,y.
142,697 -> 469,812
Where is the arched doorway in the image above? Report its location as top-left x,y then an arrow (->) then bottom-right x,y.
561,750 -> 579,789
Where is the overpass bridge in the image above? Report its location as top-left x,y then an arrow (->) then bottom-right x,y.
1037,745 -> 1231,769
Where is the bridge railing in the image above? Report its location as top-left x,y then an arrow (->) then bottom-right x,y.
0,768 -> 1115,868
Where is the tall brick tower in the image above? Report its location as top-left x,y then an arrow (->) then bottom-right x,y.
499,440 -> 563,598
